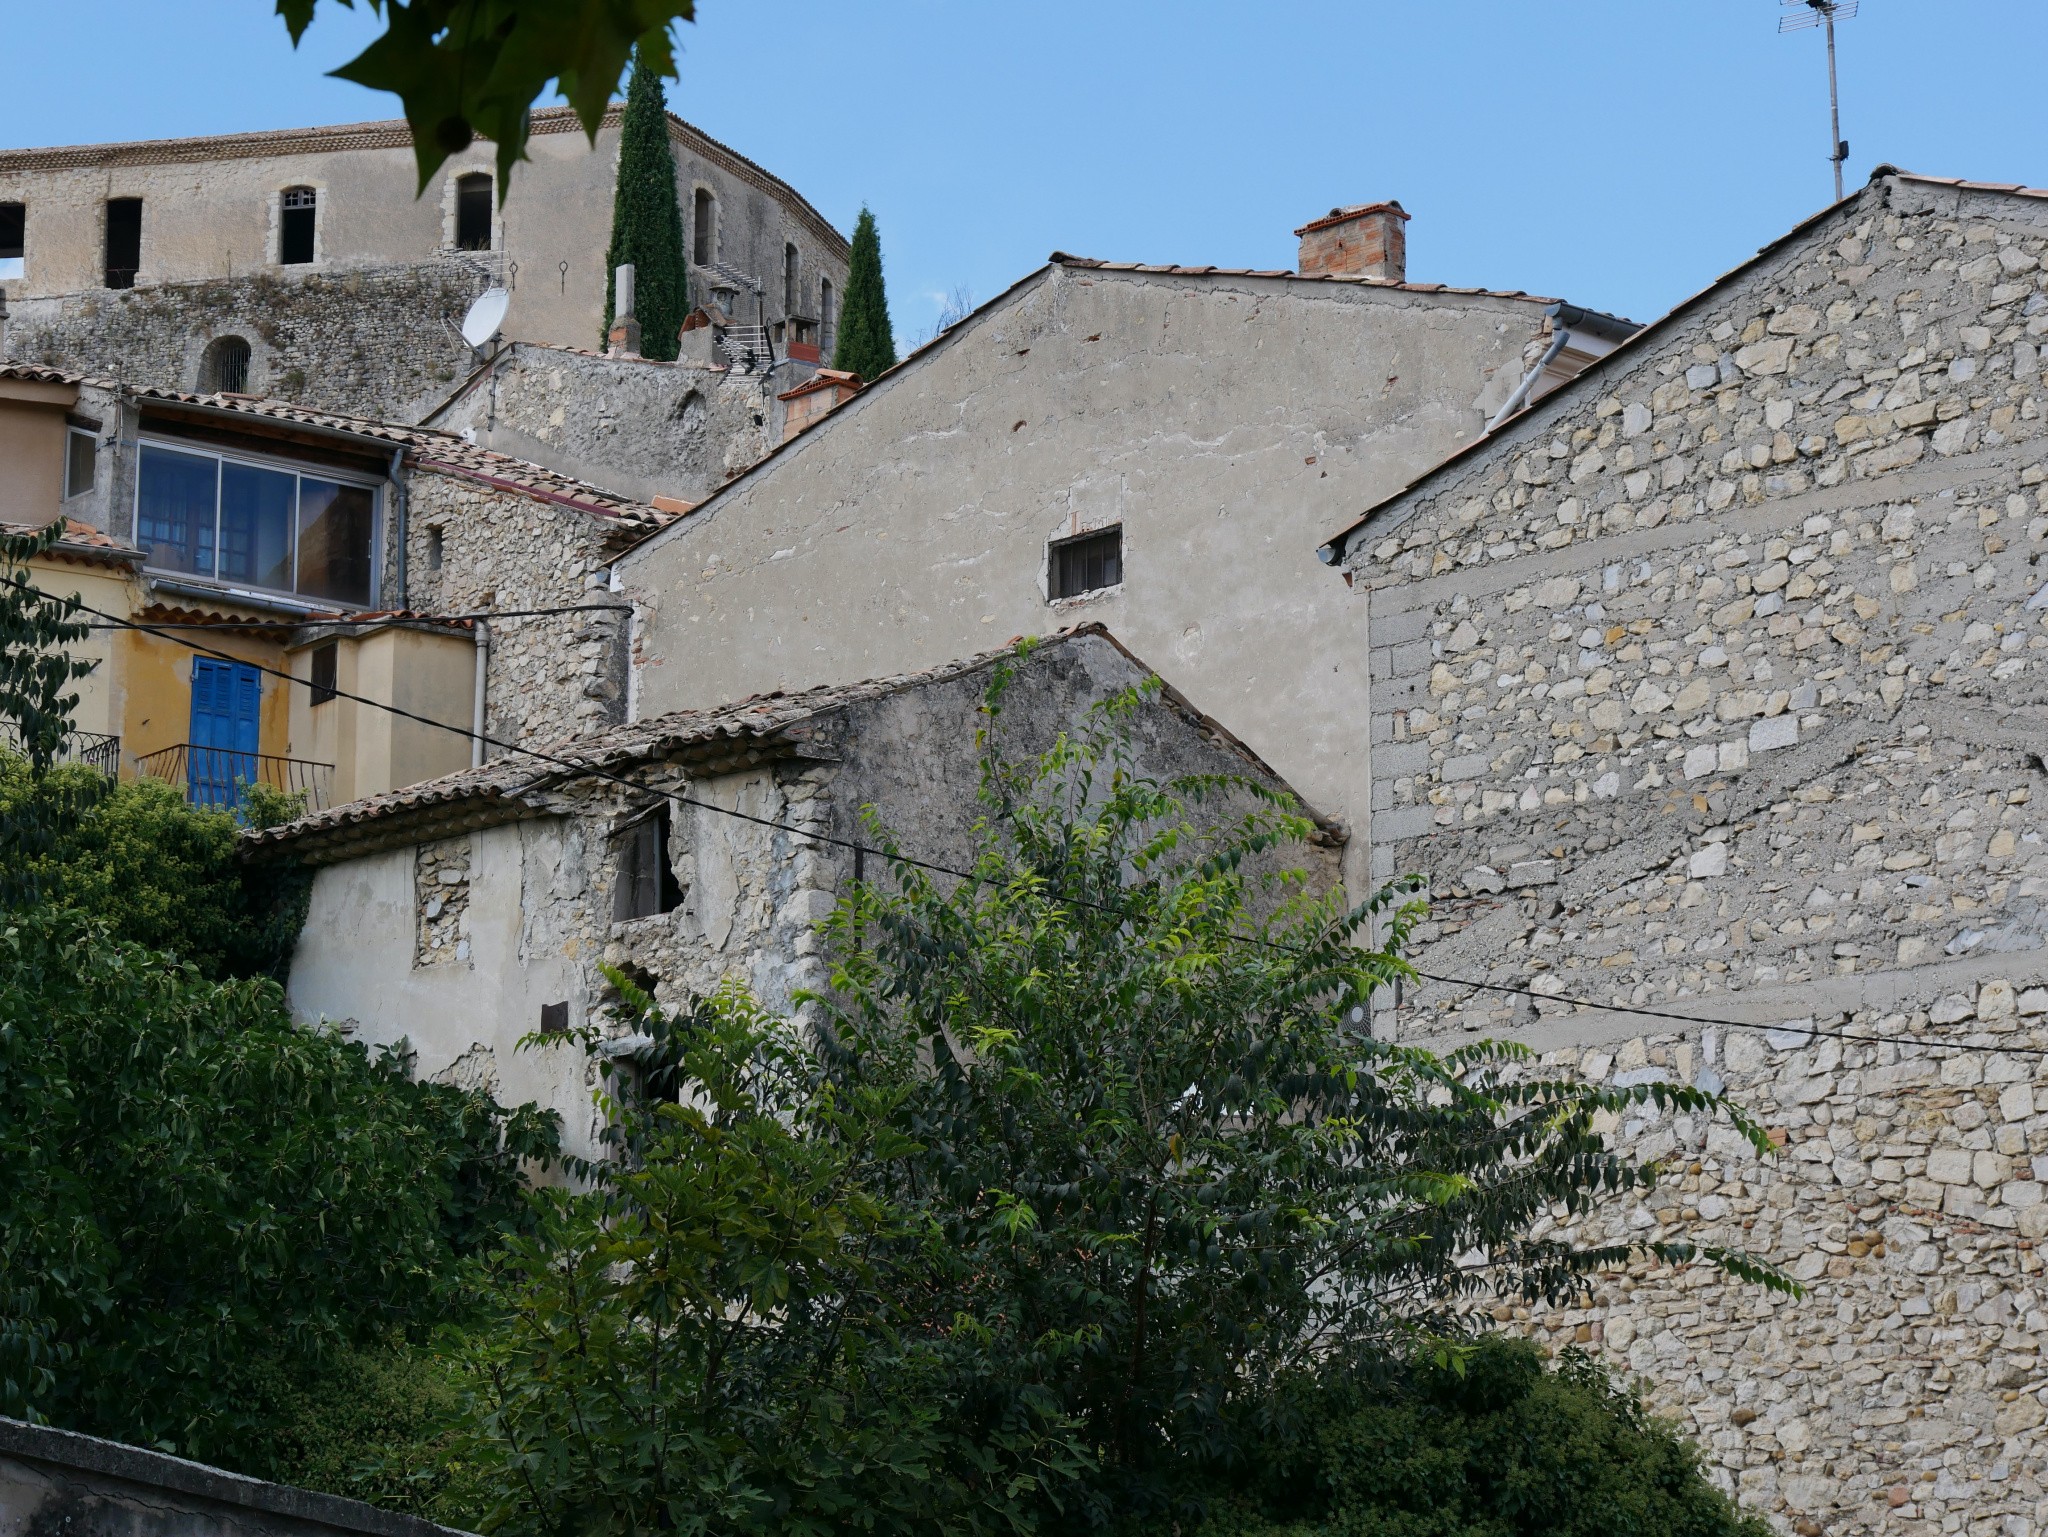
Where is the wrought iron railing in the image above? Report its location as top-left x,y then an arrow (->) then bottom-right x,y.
135,744 -> 333,812
0,725 -> 121,779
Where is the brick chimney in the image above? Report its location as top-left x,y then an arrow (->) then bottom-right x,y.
1294,201 -> 1409,282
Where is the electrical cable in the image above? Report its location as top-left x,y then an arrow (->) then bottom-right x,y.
20,577 -> 2048,1063
77,602 -> 632,631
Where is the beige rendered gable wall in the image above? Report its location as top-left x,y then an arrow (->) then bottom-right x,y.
620,263 -> 1558,889
1344,172 -> 2048,1531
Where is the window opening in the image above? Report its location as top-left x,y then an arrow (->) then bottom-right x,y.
613,806 -> 683,922
1049,526 -> 1123,600
64,429 -> 96,499
201,335 -> 252,394
692,189 -> 714,266
104,197 -> 142,289
819,278 -> 833,343
309,642 -> 338,706
783,242 -> 799,313
136,439 -> 378,607
0,202 -> 23,279
455,173 -> 493,251
425,525 -> 444,571
280,187 -> 316,265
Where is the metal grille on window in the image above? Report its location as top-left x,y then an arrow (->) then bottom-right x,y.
1049,527 -> 1123,599
614,807 -> 683,922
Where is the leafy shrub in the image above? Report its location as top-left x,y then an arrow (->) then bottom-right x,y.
1171,1338 -> 1769,1537
0,759 -> 310,979
0,905 -> 558,1474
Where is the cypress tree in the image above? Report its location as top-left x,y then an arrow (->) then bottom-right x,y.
602,51 -> 689,361
831,206 -> 896,379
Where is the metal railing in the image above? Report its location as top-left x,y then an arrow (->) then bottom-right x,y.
135,744 -> 333,812
0,725 -> 121,779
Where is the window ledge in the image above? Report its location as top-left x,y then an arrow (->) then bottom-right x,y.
1048,582 -> 1124,609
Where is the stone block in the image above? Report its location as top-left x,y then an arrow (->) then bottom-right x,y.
1506,859 -> 1558,889
1689,843 -> 1729,879
1748,715 -> 1798,753
1443,752 -> 1490,783
1926,1148 -> 1975,1185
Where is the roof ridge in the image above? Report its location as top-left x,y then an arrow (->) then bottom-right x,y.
1046,253 -> 1557,304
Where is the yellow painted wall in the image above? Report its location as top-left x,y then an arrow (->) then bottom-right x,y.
287,625 -> 476,804
117,627 -> 292,772
24,556 -> 133,742
0,378 -> 74,522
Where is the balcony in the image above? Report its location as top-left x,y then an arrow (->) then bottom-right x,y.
136,744 -> 334,813
0,727 -> 122,779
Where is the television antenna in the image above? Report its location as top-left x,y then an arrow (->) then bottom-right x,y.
1779,0 -> 1858,203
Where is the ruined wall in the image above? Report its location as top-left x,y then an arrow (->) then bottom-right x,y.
425,344 -> 778,506
1344,172 -> 2048,1533
402,468 -> 632,750
3,262 -> 486,421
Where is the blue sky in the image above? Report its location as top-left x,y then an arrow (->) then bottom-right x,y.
7,2 -> 2047,343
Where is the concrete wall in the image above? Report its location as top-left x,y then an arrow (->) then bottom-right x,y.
1342,172 -> 2048,1533
0,111 -> 847,420
618,262 -> 1558,891
0,1416 -> 470,1537
423,343 -> 777,507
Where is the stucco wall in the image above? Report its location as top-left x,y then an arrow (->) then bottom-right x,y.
1342,172 -> 2048,1533
618,262 -> 1557,891
286,625 -> 477,804
0,374 -> 74,520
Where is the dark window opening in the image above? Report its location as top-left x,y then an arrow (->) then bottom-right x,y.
0,201 -> 23,276
104,197 -> 141,289
692,188 -> 714,266
280,186 -> 316,264
426,525 -> 444,571
309,642 -> 337,706
783,242 -> 799,313
820,278 -> 833,340
200,335 -> 251,394
538,1000 -> 570,1035
614,807 -> 683,922
64,429 -> 95,499
1049,526 -> 1123,599
455,173 -> 493,251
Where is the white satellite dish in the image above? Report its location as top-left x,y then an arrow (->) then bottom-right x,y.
460,287 -> 511,349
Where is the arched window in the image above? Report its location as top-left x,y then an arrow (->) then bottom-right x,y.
455,173 -> 493,251
783,242 -> 799,313
280,186 -> 316,264
692,188 -> 715,267
200,335 -> 252,394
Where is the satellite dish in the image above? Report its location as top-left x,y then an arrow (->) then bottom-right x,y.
460,287 -> 511,349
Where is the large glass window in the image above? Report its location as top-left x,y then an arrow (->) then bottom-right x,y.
136,439 -> 378,607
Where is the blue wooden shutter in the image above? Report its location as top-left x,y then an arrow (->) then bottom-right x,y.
188,658 -> 262,807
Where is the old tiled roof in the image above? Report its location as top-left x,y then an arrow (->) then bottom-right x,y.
1050,252 -> 1556,305
0,363 -> 675,541
1314,165 -> 2048,563
1294,201 -> 1410,236
243,625 -> 1313,865
0,107 -> 848,259
1,517 -> 142,568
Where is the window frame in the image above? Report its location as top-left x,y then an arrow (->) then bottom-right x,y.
308,641 -> 338,706
133,433 -> 384,608
612,805 -> 683,923
453,173 -> 494,252
692,188 -> 716,267
1047,525 -> 1124,601
104,196 -> 142,290
279,186 -> 317,266
0,200 -> 23,280
64,428 -> 96,500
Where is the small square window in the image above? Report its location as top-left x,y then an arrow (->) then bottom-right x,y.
538,1000 -> 569,1035
64,428 -> 95,498
1049,526 -> 1122,600
614,807 -> 683,921
309,642 -> 337,706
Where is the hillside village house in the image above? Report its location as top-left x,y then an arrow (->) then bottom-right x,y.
2,359 -> 673,806
245,627 -> 1338,1160
0,107 -> 848,423
613,203 -> 1636,891
1325,167 -> 2048,1532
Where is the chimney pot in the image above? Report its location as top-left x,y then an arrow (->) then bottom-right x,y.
1294,201 -> 1410,283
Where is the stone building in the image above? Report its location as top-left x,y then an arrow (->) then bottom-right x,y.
0,106 -> 848,420
2,360 -> 672,806
1325,168 -> 2048,1532
614,204 -> 1635,891
247,626 -> 1337,1160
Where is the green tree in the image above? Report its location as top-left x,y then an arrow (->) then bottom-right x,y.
275,1 -> 697,196
603,48 -> 690,359
0,904 -> 560,1475
832,206 -> 897,380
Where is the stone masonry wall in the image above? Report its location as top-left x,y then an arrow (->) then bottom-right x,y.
3,260 -> 488,421
427,343 -> 780,506
403,468 -> 631,750
414,836 -> 471,966
1345,173 -> 2048,1533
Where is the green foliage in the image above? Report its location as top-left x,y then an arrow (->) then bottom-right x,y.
454,977 -> 1084,1535
831,206 -> 897,380
0,523 -> 103,905
0,761 -> 311,981
0,905 -> 559,1474
603,49 -> 689,359
1170,1338 -> 1769,1537
274,1 -> 696,195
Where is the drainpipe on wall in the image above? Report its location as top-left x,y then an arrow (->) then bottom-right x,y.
470,620 -> 489,768
1485,318 -> 1573,434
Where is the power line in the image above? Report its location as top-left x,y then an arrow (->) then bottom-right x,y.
78,602 -> 631,631
18,578 -> 2048,1065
